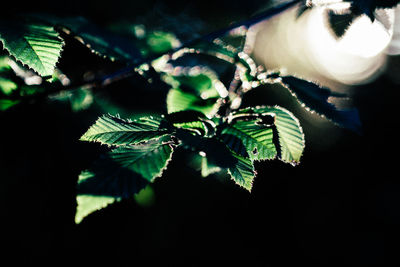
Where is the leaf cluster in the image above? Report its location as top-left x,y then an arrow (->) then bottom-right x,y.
0,2 -> 363,224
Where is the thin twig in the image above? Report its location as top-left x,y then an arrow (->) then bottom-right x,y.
19,0 -> 301,102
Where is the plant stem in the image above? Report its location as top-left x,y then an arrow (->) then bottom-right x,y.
98,0 -> 300,87
20,0 -> 301,102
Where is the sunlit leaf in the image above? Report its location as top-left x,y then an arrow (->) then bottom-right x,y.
165,68 -> 226,118
165,110 -> 216,137
258,106 -> 304,164
109,140 -> 174,182
0,77 -> 17,96
145,31 -> 180,55
172,72 -> 216,96
75,195 -> 119,224
232,106 -> 305,165
220,119 -> 277,161
166,88 -> 219,118
227,152 -> 255,192
0,20 -> 64,77
80,114 -> 170,146
0,56 -> 11,72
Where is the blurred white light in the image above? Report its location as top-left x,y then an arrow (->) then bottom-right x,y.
247,2 -> 396,89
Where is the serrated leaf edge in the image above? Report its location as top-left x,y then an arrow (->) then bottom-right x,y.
0,24 -> 65,78
75,195 -> 120,224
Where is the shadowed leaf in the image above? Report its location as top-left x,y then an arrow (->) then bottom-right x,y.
176,129 -> 255,191
281,76 -> 361,133
76,139 -> 174,223
48,16 -> 141,61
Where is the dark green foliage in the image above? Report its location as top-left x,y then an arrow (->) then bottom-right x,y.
280,76 -> 361,133
0,0 -> 363,224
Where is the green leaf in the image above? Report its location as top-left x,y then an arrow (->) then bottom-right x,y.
75,195 -> 119,224
166,88 -> 219,118
0,77 -> 17,96
164,69 -> 227,118
109,141 -> 174,182
0,20 -> 64,77
172,72 -> 217,97
49,16 -> 141,61
239,106 -> 305,165
165,110 -> 216,137
69,88 -> 93,111
0,56 -> 11,72
80,114 -> 170,146
77,162 -> 148,198
134,185 -> 156,208
176,129 -> 255,191
200,156 -> 222,177
0,99 -> 20,111
227,152 -> 255,192
220,119 -> 277,161
173,120 -> 208,136
75,139 -> 174,223
146,31 -> 180,55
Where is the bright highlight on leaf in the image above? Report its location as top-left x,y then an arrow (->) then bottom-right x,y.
75,195 -> 119,224
146,31 -> 181,54
225,105 -> 305,165
0,77 -> 17,96
110,141 -> 174,182
221,119 -> 277,161
80,114 -> 170,146
228,152 -> 255,191
165,69 -> 226,118
252,106 -> 304,165
0,21 -> 64,77
166,88 -> 219,118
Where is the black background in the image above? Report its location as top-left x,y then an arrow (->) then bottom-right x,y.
1,0 -> 398,265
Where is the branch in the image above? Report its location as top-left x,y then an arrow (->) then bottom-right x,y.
98,0 -> 300,87
18,0 -> 301,102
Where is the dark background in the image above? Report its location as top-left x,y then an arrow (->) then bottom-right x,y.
1,0 -> 398,265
